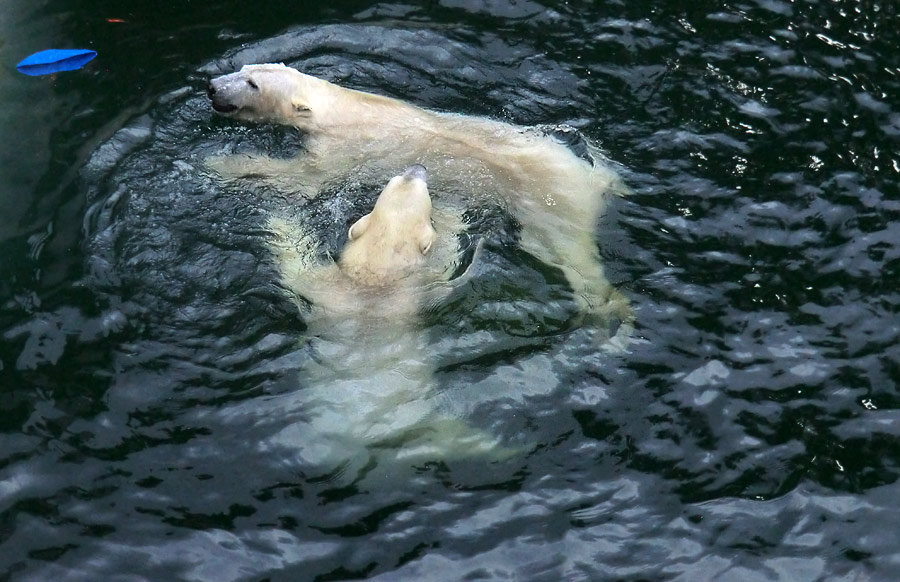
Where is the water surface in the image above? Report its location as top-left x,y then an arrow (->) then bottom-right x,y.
1,1 -> 898,581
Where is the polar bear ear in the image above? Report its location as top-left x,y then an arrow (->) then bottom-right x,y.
418,225 -> 436,255
348,213 -> 372,241
292,99 -> 312,116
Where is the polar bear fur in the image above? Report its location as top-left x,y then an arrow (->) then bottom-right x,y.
207,63 -> 631,332
262,166 -> 507,479
339,164 -> 436,287
269,164 -> 466,326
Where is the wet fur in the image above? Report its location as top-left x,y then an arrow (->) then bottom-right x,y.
208,63 -> 632,334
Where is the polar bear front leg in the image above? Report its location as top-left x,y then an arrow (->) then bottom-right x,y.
203,153 -> 325,198
518,218 -> 633,340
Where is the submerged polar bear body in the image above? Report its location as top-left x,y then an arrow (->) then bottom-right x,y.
208,63 -> 631,328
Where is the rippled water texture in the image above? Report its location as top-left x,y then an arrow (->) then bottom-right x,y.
2,1 -> 899,581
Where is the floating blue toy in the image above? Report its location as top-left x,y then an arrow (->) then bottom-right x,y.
16,49 -> 98,76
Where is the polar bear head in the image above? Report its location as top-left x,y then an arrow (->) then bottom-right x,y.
338,165 -> 436,286
207,63 -> 330,127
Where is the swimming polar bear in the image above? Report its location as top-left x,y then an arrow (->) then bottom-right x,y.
261,165 -> 506,480
207,63 -> 632,334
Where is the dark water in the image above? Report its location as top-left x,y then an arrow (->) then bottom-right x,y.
2,1 -> 899,580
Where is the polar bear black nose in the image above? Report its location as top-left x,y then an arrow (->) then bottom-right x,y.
207,82 -> 217,98
403,164 -> 428,182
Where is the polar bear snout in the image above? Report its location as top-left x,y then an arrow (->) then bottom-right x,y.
207,81 -> 239,114
402,164 -> 428,182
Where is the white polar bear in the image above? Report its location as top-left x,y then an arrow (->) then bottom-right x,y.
260,165 -> 506,479
207,63 -> 631,333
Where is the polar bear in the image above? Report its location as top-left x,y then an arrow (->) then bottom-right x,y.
207,62 -> 631,332
260,165 -> 506,479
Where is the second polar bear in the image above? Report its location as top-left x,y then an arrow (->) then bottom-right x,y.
260,165 -> 505,478
207,63 -> 631,332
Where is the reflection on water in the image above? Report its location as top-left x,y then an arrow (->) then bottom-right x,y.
1,1 -> 899,580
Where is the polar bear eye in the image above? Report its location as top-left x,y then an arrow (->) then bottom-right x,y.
246,79 -> 259,90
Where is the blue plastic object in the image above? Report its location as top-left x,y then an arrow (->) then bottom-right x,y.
16,49 -> 98,76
